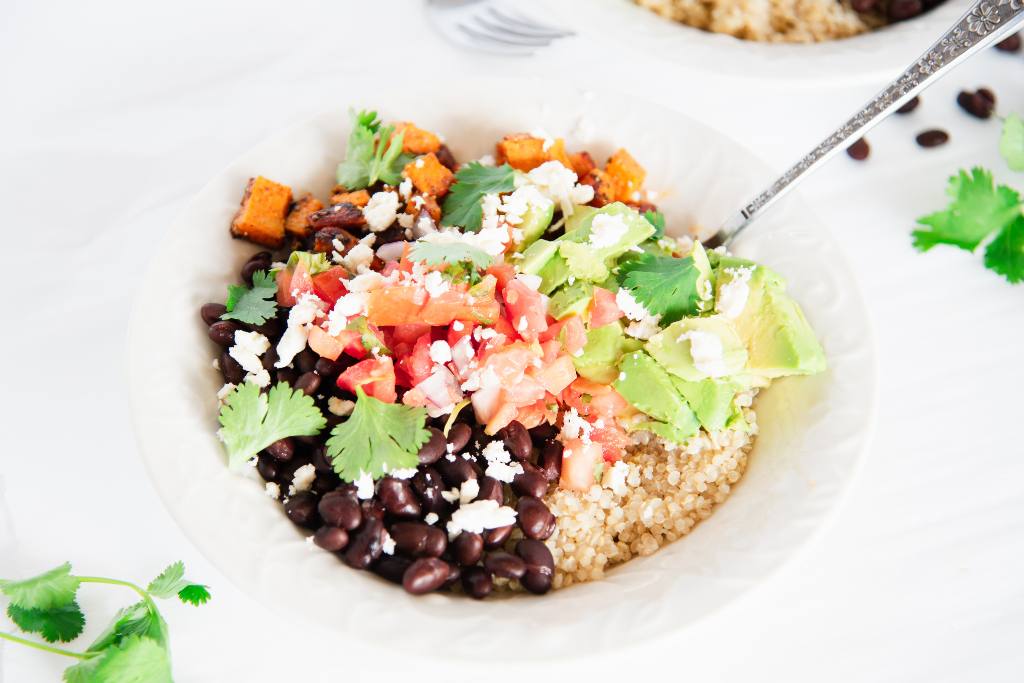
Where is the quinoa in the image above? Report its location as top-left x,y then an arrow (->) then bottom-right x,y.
541,392 -> 758,589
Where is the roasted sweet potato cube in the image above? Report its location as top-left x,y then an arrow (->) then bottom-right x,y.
313,227 -> 360,254
404,153 -> 455,197
579,170 -> 615,207
545,139 -> 575,171
393,122 -> 441,155
605,148 -> 646,203
496,134 -> 548,171
330,188 -> 370,207
284,193 -> 324,238
569,151 -> 596,178
405,195 -> 441,222
230,176 -> 292,247
308,202 -> 366,230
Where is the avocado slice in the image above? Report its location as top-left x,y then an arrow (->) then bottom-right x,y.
613,351 -> 699,438
691,241 -> 716,313
560,203 -> 655,261
573,322 -> 626,383
671,377 -> 739,432
519,239 -> 559,277
564,205 -> 598,235
723,266 -> 826,378
537,253 -> 570,295
517,202 -> 555,248
559,241 -> 610,282
646,316 -> 748,382
548,280 -> 594,320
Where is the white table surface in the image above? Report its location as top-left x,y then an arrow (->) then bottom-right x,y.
2,1 -> 1023,680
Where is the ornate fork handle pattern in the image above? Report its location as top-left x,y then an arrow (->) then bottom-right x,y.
714,0 -> 1024,245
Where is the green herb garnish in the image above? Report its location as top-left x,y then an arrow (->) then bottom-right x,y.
643,210 -> 666,239
440,162 -> 516,232
222,270 -> 278,325
336,110 -> 413,190
1001,114 -> 1024,172
617,253 -> 702,323
408,240 -> 493,270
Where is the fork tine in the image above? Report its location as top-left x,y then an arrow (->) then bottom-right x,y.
487,6 -> 575,37
457,23 -> 546,49
471,14 -> 562,41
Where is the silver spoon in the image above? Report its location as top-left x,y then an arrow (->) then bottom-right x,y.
709,0 -> 1024,247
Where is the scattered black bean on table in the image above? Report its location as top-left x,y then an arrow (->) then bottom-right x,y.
995,32 -> 1021,53
916,129 -> 950,148
846,138 -> 870,161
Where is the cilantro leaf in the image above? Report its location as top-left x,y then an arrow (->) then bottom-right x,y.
912,168 -> 1022,252
618,253 -> 701,324
222,270 -> 277,325
441,162 -> 516,232
643,210 -> 666,240
336,110 -> 411,190
1001,114 -> 1024,172
177,584 -> 212,606
85,602 -> 168,654
7,601 -> 85,643
407,240 -> 493,270
326,387 -> 430,482
65,635 -> 172,683
0,562 -> 80,610
218,382 -> 327,470
286,250 -> 332,276
984,214 -> 1024,283
145,562 -> 185,599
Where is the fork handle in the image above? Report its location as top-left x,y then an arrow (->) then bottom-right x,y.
712,0 -> 1024,246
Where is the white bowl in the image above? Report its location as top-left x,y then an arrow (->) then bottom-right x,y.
127,81 -> 877,660
560,0 -> 969,84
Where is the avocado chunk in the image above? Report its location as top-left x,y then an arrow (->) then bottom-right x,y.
537,253 -> 570,294
548,281 -> 594,320
646,316 -> 748,382
573,322 -> 626,383
671,377 -> 739,432
690,241 -> 716,313
564,205 -> 598,235
559,241 -> 610,282
721,265 -> 826,378
561,203 -> 655,260
519,239 -> 559,277
614,351 -> 699,439
517,201 -> 555,248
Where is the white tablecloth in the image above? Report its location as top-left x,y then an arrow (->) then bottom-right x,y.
2,1 -> 1022,680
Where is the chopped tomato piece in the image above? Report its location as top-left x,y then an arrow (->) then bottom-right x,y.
399,334 -> 434,387
558,439 -> 604,491
538,317 -> 567,343
337,357 -> 397,403
589,287 -> 623,328
514,396 -> 558,429
447,321 -> 475,347
486,262 -> 516,292
560,316 -> 587,356
591,424 -> 628,462
503,278 -> 548,342
276,268 -> 294,307
485,400 -> 520,435
275,262 -> 314,307
530,354 -> 577,395
367,286 -> 500,327
422,289 -> 500,326
539,339 -> 561,364
308,326 -> 364,361
392,323 -> 432,345
311,266 -> 349,306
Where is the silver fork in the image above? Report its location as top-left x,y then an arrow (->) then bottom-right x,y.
710,0 -> 1024,247
426,0 -> 575,56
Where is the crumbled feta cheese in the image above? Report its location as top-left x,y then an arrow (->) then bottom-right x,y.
446,499 -> 517,539
217,383 -> 237,404
499,184 -> 553,226
229,330 -> 271,387
524,161 -> 593,217
211,357 -> 220,371
678,330 -> 729,377
716,266 -> 754,319
341,241 -> 375,275
288,463 -> 317,496
515,273 -> 542,291
275,294 -> 322,368
423,270 -> 450,299
327,397 -> 356,417
397,212 -> 415,229
626,316 -> 662,340
363,191 -> 400,232
589,214 -> 628,249
376,241 -> 406,263
265,482 -> 281,500
561,408 -> 593,444
418,225 -> 510,257
615,288 -> 647,321
388,467 -> 418,480
452,320 -> 464,332
326,292 -> 369,334
603,460 -> 629,496
381,531 -> 396,555
415,158 -> 425,169
398,177 -> 413,200
480,440 -> 524,483
441,478 -> 479,505
429,340 -> 452,364
530,128 -> 555,152
354,471 -> 375,499
346,269 -> 395,293
424,512 -> 439,525
413,213 -> 437,238
476,154 -> 496,166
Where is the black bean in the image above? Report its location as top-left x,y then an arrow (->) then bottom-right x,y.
295,348 -> 318,374
312,445 -> 333,474
482,524 -> 513,550
412,468 -> 448,515
253,317 -> 283,339
266,438 -> 294,462
957,89 -> 995,119
483,551 -> 526,579
295,371 -> 320,396
500,421 -> 532,461
284,492 -> 319,528
220,350 -> 244,384
314,357 -> 342,378
373,556 -> 412,584
451,532 -> 484,566
344,517 -> 384,569
916,129 -> 950,148
895,96 -> 920,114
402,558 -> 451,594
460,566 -> 492,599
313,526 -> 349,552
261,346 -> 279,372
435,455 -> 480,488
207,321 -> 239,346
516,496 -> 556,540
888,0 -> 921,20
846,138 -> 869,161
201,303 -> 227,325
476,476 -> 504,505
446,423 -> 472,453
256,455 -> 279,482
312,473 -> 337,496
443,562 -> 461,589
418,427 -> 447,465
516,539 -> 554,595
512,463 -> 548,500
318,491 -> 362,530
436,144 -> 458,172
995,33 -> 1021,53
529,424 -> 558,444
241,257 -> 270,286
978,88 -> 996,107
538,442 -> 563,482
361,499 -> 386,521
377,478 -> 422,518
389,522 -> 447,558
850,0 -> 876,11
276,368 -> 297,386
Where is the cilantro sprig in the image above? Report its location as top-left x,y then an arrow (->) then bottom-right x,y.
0,561 -> 209,683
407,239 -> 493,270
440,162 -> 516,232
643,210 -> 666,240
326,387 -> 430,482
222,270 -> 278,325
218,382 -> 327,471
336,110 -> 414,189
618,253 -> 702,324
1001,114 -> 1024,172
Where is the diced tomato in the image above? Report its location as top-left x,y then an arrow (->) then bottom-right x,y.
276,268 -> 294,307
514,394 -> 559,429
503,278 -> 548,342
392,323 -> 431,345
589,287 -> 623,328
503,375 -> 547,407
485,400 -> 520,435
560,316 -> 587,356
403,366 -> 463,417
400,334 -> 434,387
539,340 -> 561,364
588,388 -> 632,422
367,286 -> 500,327
422,289 -> 500,326
538,317 -> 567,343
367,286 -> 423,325
337,357 -> 397,403
311,266 -> 349,306
591,424 -> 629,462
486,262 -> 517,292
530,354 -> 577,395
491,314 -> 518,341
308,326 -> 343,361
558,439 -> 604,491
447,321 -> 475,347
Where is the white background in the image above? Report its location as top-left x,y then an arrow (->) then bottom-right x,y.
1,0 -> 1023,680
